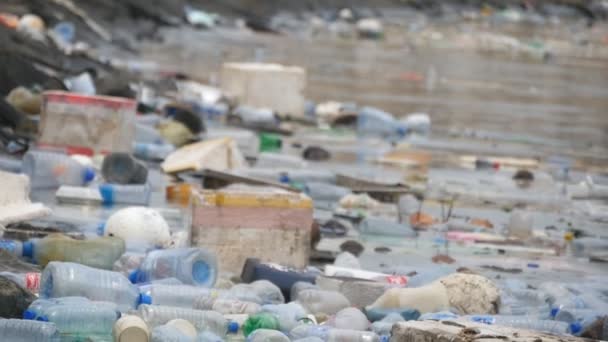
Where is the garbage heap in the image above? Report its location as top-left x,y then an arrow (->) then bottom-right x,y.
0,2 -> 607,342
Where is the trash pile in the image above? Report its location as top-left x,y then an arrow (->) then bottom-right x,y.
0,1 -> 607,342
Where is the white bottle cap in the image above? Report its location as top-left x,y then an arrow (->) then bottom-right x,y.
113,315 -> 150,342
166,319 -> 197,338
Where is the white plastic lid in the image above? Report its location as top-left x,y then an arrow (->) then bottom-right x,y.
113,315 -> 149,342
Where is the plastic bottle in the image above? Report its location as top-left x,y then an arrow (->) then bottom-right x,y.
571,238 -> 608,258
290,282 -> 319,302
35,304 -> 119,335
0,271 -> 40,293
357,107 -> 407,140
40,262 -> 140,311
259,133 -> 282,153
290,325 -> 381,342
0,235 -> 125,269
249,280 -> 285,305
554,308 -> 603,334
195,298 -> 261,315
359,217 -> 417,238
130,248 -> 218,287
199,331 -> 224,342
134,142 -> 175,161
101,153 -> 148,185
247,329 -> 290,342
329,307 -> 369,331
256,153 -> 307,169
0,319 -> 60,342
137,304 -> 227,337
233,106 -> 278,127
371,312 -> 403,336
136,123 -> 166,145
467,315 -> 575,335
99,183 -> 152,206
151,324 -> 195,342
24,297 -> 118,320
418,311 -> 458,321
261,302 -> 308,332
242,312 -> 281,336
296,289 -> 351,315
113,315 -> 150,342
304,182 -> 351,204
141,284 -> 225,308
22,150 -> 95,189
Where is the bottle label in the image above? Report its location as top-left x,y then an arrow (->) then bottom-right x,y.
25,273 -> 40,292
0,240 -> 17,253
385,275 -> 408,285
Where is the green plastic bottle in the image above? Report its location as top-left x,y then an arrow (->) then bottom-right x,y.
259,133 -> 282,153
242,312 -> 280,337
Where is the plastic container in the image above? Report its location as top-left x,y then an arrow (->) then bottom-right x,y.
130,248 -> 218,287
304,182 -> 351,205
136,123 -> 166,145
357,106 -> 407,140
0,235 -> 125,269
418,311 -> 459,321
241,259 -> 319,302
233,106 -> 278,126
468,315 -> 575,335
150,324 -> 194,342
571,238 -> 608,258
370,312 -> 404,336
261,302 -> 308,332
247,329 -> 290,342
137,304 -> 227,336
40,262 -> 140,311
140,284 -> 225,308
0,319 -> 60,342
113,315 -> 150,342
290,282 -> 319,302
133,143 -> 175,161
0,271 -> 40,293
22,150 -> 95,189
296,289 -> 351,315
101,153 -> 148,185
99,183 -> 152,206
554,308 -> 603,333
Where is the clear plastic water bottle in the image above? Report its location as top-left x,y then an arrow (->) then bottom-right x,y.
133,143 -> 175,161
290,282 -> 319,302
261,302 -> 308,332
137,304 -> 227,337
357,107 -> 407,140
0,235 -> 125,270
247,329 -> 290,342
140,284 -> 225,308
256,153 -> 307,169
223,284 -> 264,304
195,298 -> 261,315
329,307 -> 369,331
130,248 -> 218,287
467,315 -> 575,335
0,319 -> 60,342
35,304 -> 119,335
99,183 -> 152,206
224,280 -> 284,305
290,325 -> 380,342
22,150 -> 96,189
198,331 -> 224,342
296,289 -> 351,315
24,297 -> 118,321
40,262 -> 140,311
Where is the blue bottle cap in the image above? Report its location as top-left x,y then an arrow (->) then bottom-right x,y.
129,270 -> 140,284
36,316 -> 49,322
380,335 -> 390,342
527,263 -> 539,268
138,293 -> 152,306
23,310 -> 36,320
396,126 -> 408,137
99,184 -> 114,205
192,261 -> 210,285
228,321 -> 239,333
279,174 -> 290,184
22,241 -> 34,258
83,167 -> 96,183
96,222 -> 106,236
570,322 -> 582,335
550,307 -> 559,318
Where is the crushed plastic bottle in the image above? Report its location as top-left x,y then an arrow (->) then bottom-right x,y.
247,329 -> 290,342
22,150 -> 95,189
296,289 -> 351,315
0,235 -> 125,269
0,319 -> 60,342
261,302 -> 308,332
130,248 -> 218,287
137,304 -> 227,337
40,262 -> 140,311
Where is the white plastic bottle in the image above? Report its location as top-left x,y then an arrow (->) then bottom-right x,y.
130,248 -> 218,287
22,150 -> 95,189
40,262 -> 140,311
140,284 -> 225,308
99,183 -> 152,206
137,304 -> 227,337
0,319 -> 60,342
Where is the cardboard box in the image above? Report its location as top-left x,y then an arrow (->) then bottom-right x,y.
39,91 -> 136,154
191,185 -> 313,274
221,63 -> 306,119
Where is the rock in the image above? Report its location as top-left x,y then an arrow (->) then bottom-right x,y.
581,316 -> 608,340
367,273 -> 500,315
0,275 -> 36,318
